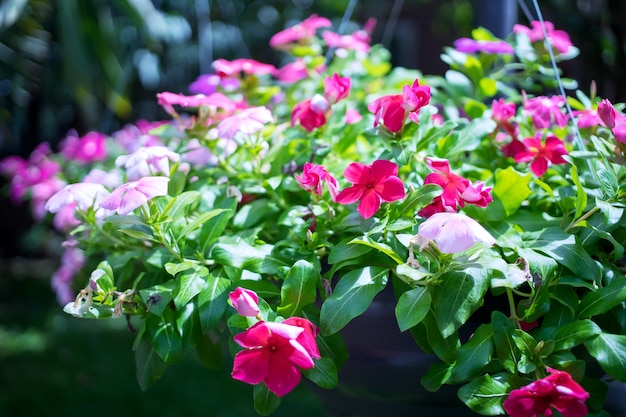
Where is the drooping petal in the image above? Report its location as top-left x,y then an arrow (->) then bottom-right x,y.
357,189 -> 381,219
334,185 -> 364,205
232,349 -> 269,385
264,355 -> 302,397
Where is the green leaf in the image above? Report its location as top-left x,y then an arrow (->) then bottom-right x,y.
349,236 -> 404,265
211,241 -> 287,274
253,383 -> 281,416
159,191 -> 200,221
570,164 -> 588,220
449,324 -> 494,383
578,276 -> 626,318
134,331 -> 168,391
550,320 -> 601,351
145,312 -> 183,364
139,282 -> 175,316
478,77 -> 497,97
172,266 -> 208,309
302,357 -> 338,389
457,373 -> 513,416
433,266 -> 490,338
523,227 -> 601,282
277,260 -> 318,317
164,260 -> 195,276
196,332 -> 223,370
395,286 -> 432,331
585,333 -> 626,382
512,330 -> 538,374
423,311 -> 460,363
421,362 -> 452,392
320,267 -> 388,336
491,311 -> 518,374
197,276 -> 231,332
200,198 -> 237,252
179,209 -> 230,242
492,167 -> 532,217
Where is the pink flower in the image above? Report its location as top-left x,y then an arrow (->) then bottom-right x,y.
323,73 -> 351,105
524,95 -> 568,129
52,203 -> 81,232
461,181 -> 493,208
613,125 -> 626,143
115,146 -> 180,181
229,287 -> 260,317
514,134 -> 568,176
345,108 -> 363,125
30,177 -> 66,221
573,108 -> 602,129
217,106 -> 274,139
283,317 -> 321,360
322,30 -> 371,53
491,99 -> 517,124
422,157 -> 470,210
513,21 -> 573,54
597,99 -> 617,128
231,321 -> 315,396
113,120 -> 166,152
291,96 -> 328,132
156,92 -> 237,116
45,182 -> 111,213
274,59 -> 310,83
269,14 -> 331,50
417,212 -> 496,254
335,160 -> 405,219
212,58 -> 276,78
99,176 -> 170,215
367,79 -> 430,133
501,137 -> 527,159
503,368 -> 589,417
60,131 -> 108,164
295,163 -> 338,199
188,73 -> 221,95
51,241 -> 85,306
83,168 -> 122,189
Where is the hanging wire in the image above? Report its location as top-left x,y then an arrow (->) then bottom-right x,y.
382,0 -> 404,49
325,0 -> 359,66
516,0 -> 536,22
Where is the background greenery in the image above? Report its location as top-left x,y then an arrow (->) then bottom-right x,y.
0,1 -> 624,416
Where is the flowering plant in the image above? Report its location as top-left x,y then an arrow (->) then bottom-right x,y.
3,13 -> 626,417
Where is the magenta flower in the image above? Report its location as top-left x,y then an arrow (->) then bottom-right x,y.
269,14 -> 331,50
573,108 -> 602,129
156,92 -> 237,116
598,99 -> 618,128
60,131 -> 108,164
295,162 -> 338,199
422,157 -> 471,210
345,108 -> 363,125
515,134 -> 568,176
503,368 -> 589,417
283,317 -> 321,360
231,321 -> 315,396
115,146 -> 181,181
524,95 -> 569,129
453,38 -> 514,55
417,212 -> 496,254
229,287 -> 260,317
323,73 -> 351,105
513,20 -> 573,54
45,182 -> 111,213
275,59 -> 310,83
212,58 -> 276,78
99,176 -> 170,215
491,98 -> 517,124
322,30 -> 371,53
217,106 -> 274,139
367,79 -> 431,133
188,73 -> 221,95
335,160 -> 405,219
291,95 -> 329,132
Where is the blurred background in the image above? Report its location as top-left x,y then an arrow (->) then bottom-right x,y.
0,1 -> 624,416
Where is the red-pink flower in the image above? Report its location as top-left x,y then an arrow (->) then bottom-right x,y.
269,14 -> 332,50
573,108 -> 602,129
335,160 -> 405,219
514,134 -> 568,176
229,287 -> 260,317
367,79 -> 430,133
503,368 -> 589,417
60,131 -> 108,164
283,317 -> 321,360
100,176 -> 170,215
598,99 -> 618,128
513,20 -> 573,54
492,98 -> 517,124
275,59 -> 310,83
324,73 -> 351,105
417,212 -> 496,254
524,95 -> 568,129
231,321 -> 315,396
291,95 -> 328,132
295,163 -> 338,199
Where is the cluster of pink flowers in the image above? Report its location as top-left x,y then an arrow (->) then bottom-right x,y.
368,79 -> 431,134
513,20 -> 573,55
490,97 -> 569,176
418,158 -> 492,218
503,368 -> 589,417
228,287 -> 320,397
291,72 -> 352,131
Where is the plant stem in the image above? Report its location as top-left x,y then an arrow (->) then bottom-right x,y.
565,206 -> 600,232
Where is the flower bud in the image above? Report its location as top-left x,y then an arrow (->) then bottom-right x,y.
228,287 -> 260,317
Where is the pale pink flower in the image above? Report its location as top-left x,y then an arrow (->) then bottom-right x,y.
51,242 -> 85,306
229,287 -> 260,317
217,106 -> 274,139
30,176 -> 66,220
113,120 -> 166,152
345,108 -> 363,124
453,38 -> 514,55
335,160 -> 405,219
45,182 -> 111,213
157,92 -> 237,116
212,58 -> 276,78
322,30 -> 371,53
52,203 -> 81,232
83,168 -> 122,189
417,212 -> 496,254
115,146 -> 180,180
181,139 -> 216,167
231,321 -> 315,396
99,176 -> 170,215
